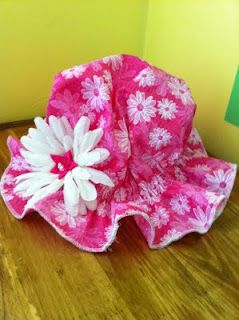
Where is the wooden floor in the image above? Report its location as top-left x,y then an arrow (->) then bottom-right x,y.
0,124 -> 238,320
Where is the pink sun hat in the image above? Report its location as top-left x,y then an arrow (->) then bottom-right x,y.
0,54 -> 237,252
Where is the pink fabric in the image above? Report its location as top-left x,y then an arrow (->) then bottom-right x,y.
0,54 -> 237,252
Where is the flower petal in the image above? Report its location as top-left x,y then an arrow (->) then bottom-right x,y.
63,135 -> 73,152
60,116 -> 74,137
79,128 -> 103,154
78,196 -> 87,215
20,150 -> 53,168
77,180 -> 97,201
85,199 -> 97,211
86,168 -> 114,187
63,171 -> 80,216
91,148 -> 110,164
15,172 -> 56,183
72,167 -> 91,181
21,136 -> 52,154
25,179 -> 63,210
24,176 -> 58,196
48,115 -> 66,142
34,117 -> 53,136
73,116 -> 90,158
34,117 -> 65,154
77,151 -> 101,166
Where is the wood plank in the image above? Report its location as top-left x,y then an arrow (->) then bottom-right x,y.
0,124 -> 238,319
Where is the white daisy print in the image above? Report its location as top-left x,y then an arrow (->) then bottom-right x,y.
127,91 -> 156,125
193,164 -> 211,172
168,152 -> 181,165
81,75 -> 110,112
102,55 -> 122,71
160,229 -> 182,247
61,65 -> 86,79
103,70 -> 113,90
184,147 -> 207,159
188,129 -> 201,145
188,206 -> 215,233
80,104 -> 96,123
174,167 -> 187,182
104,225 -> 114,241
205,191 -> 222,204
170,194 -> 190,215
158,99 -> 178,120
1,173 -> 15,188
139,175 -> 166,204
50,89 -> 81,119
134,67 -> 155,87
114,187 -> 127,202
52,200 -> 86,228
97,115 -> 107,128
11,155 -> 31,171
168,78 -> 193,105
114,119 -> 131,157
15,116 -> 114,216
96,201 -> 110,217
205,169 -> 235,197
149,128 -> 172,150
142,152 -> 167,170
0,186 -> 14,201
151,206 -> 169,228
151,175 -> 167,193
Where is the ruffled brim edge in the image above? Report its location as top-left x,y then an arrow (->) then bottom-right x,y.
150,163 -> 238,249
36,165 -> 238,252
1,148 -> 237,252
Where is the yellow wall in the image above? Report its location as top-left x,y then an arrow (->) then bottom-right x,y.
0,0 -> 148,123
144,0 -> 239,164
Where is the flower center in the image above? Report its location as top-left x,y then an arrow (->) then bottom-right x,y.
94,88 -> 99,96
137,103 -> 144,111
50,150 -> 77,179
219,181 -> 226,189
70,106 -> 76,113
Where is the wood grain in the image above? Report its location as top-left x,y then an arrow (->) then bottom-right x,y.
0,124 -> 238,320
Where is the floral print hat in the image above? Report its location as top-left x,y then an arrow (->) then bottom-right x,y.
0,54 -> 237,252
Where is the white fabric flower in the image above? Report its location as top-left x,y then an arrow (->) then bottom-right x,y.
61,65 -> 86,79
15,116 -> 114,216
149,127 -> 172,150
134,67 -> 155,87
127,91 -> 156,125
81,75 -> 110,112
168,78 -> 193,105
158,98 -> 178,120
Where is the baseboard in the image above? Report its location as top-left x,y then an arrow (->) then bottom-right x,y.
0,119 -> 34,131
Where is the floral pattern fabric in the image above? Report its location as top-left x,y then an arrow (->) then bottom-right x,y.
0,54 -> 237,252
